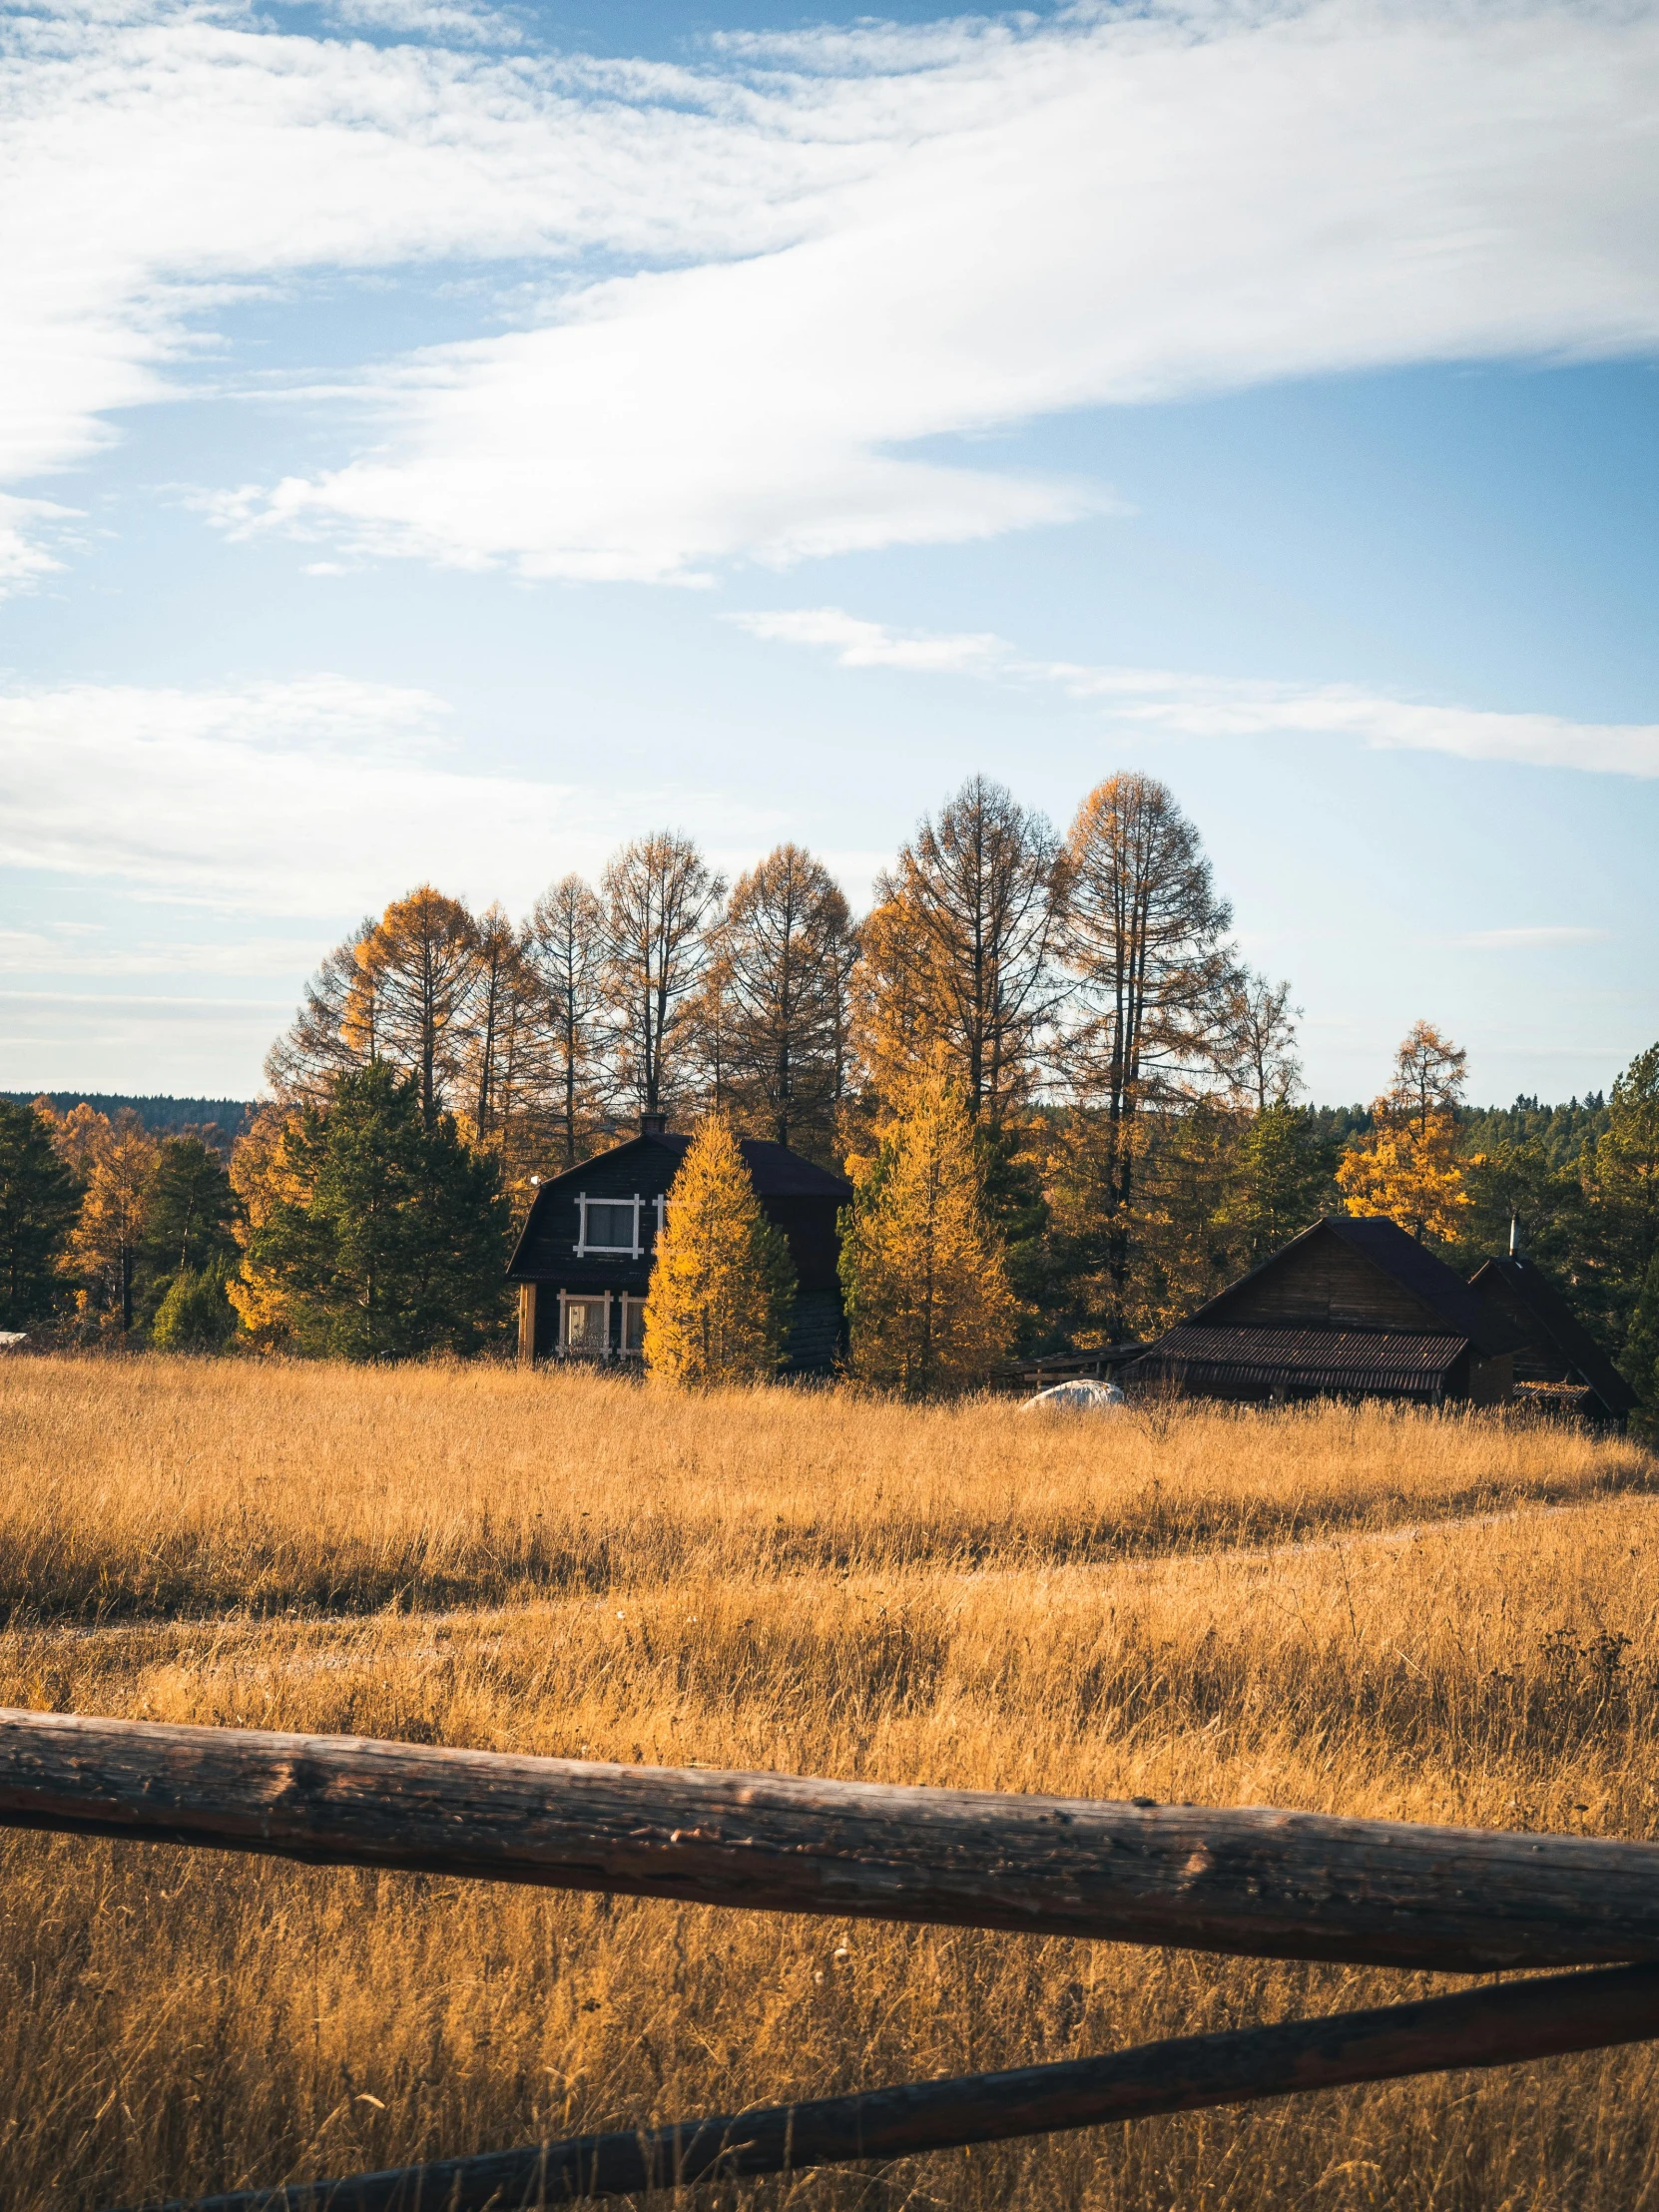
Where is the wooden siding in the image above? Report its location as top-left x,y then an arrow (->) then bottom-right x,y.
1212,1237 -> 1446,1336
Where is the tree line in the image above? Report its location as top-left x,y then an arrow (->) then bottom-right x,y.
0,769 -> 1654,1420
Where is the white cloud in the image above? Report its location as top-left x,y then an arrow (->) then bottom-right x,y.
232,0 -> 1659,578
4,0 -> 1659,585
732,605 -> 1659,779
0,675 -> 789,914
1455,926 -> 1613,950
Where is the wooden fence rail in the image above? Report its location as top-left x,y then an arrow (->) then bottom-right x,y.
131,1964 -> 1659,2212
4,1708 -> 1659,1974
4,1710 -> 1659,2209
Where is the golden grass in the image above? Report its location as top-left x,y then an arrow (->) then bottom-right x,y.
3,1356 -> 1659,2209
0,1353 -> 1651,1622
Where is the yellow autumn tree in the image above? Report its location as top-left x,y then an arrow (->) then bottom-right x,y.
643,1117 -> 795,1387
1337,1019 -> 1471,1245
838,1064 -> 1019,1395
42,1102 -> 159,1332
226,1104 -> 306,1347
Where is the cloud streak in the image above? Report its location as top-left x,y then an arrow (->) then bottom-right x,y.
4,0 -> 1659,585
0,675 -> 791,915
732,607 -> 1659,780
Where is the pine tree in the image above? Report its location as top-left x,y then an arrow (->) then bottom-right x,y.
643,1117 -> 794,1386
244,1064 -> 510,1360
838,1067 -> 1018,1395
1623,1250 -> 1659,1439
135,1136 -> 240,1331
0,1098 -> 80,1328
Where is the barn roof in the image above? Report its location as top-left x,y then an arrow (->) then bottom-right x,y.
1468,1255 -> 1638,1416
537,1129 -> 851,1202
1192,1214 -> 1524,1358
1138,1325 -> 1470,1396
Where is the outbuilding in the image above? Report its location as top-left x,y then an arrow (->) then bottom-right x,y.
1468,1252 -> 1638,1429
506,1115 -> 851,1375
1126,1215 -> 1525,1406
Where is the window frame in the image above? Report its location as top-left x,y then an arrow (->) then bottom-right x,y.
575,1192 -> 645,1258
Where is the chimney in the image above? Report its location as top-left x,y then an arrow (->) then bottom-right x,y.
639,1112 -> 669,1136
1509,1212 -> 1520,1258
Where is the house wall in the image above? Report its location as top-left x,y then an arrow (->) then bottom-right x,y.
1214,1238 -> 1445,1335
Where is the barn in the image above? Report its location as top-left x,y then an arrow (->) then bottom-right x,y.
506,1115 -> 851,1375
1468,1251 -> 1638,1429
1126,1215 -> 1525,1406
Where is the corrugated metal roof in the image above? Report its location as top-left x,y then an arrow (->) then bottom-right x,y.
1134,1325 -> 1470,1395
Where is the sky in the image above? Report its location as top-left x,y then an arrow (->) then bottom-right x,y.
1,0 -> 1656,1107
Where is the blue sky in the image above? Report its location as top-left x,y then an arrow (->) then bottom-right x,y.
1,0 -> 1656,1105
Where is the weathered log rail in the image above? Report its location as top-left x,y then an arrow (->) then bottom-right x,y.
139,1964 -> 1659,2212
2,1710 -> 1657,2209
5,1707 -> 1659,1973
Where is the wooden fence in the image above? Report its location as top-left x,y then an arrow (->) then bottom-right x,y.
4,1707 -> 1659,2209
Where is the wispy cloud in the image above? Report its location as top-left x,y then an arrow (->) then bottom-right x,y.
1453,926 -> 1614,950
4,0 -> 1659,586
731,607 -> 1659,780
0,676 -> 790,914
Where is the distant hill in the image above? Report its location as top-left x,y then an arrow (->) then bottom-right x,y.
2,1092 -> 253,1149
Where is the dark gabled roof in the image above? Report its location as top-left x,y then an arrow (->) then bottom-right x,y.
1193,1215 -> 1525,1359
1136,1325 -> 1469,1395
506,1129 -> 851,1280
1469,1255 -> 1638,1415
543,1130 -> 851,1201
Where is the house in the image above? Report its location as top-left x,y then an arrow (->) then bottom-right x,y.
506,1114 -> 852,1375
1125,1215 -> 1526,1406
1468,1252 -> 1637,1429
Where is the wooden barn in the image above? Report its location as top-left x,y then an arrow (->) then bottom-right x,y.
1126,1215 -> 1525,1406
506,1115 -> 851,1376
1468,1252 -> 1638,1429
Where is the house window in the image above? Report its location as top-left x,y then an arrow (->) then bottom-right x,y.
622,1297 -> 647,1354
563,1297 -> 610,1352
576,1195 -> 643,1256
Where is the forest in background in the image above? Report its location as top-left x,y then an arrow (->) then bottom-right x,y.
2,771 -> 1655,1414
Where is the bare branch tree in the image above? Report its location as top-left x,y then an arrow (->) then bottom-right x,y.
1058,772 -> 1241,1327
712,843 -> 856,1156
600,832 -> 726,1120
525,874 -> 610,1169
855,776 -> 1065,1123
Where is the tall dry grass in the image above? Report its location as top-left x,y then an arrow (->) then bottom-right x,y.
0,1353 -> 1650,1622
2,1355 -> 1659,2208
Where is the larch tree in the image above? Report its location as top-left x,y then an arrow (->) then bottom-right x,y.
1227,972 -> 1304,1111
0,1098 -> 80,1328
350,886 -> 483,1122
601,831 -> 726,1119
838,1065 -> 1018,1395
855,777 -> 1063,1125
526,873 -> 610,1169
712,842 -> 855,1159
1057,773 -> 1240,1331
1336,1020 -> 1471,1245
265,917 -> 379,1104
50,1105 -> 160,1332
643,1116 -> 795,1386
228,1104 -> 306,1348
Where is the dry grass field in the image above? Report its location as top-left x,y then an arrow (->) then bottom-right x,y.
3,1354 -> 1659,2210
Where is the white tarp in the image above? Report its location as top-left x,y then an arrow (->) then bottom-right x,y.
1018,1379 -> 1126,1414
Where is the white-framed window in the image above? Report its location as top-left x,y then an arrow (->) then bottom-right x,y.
575,1193 -> 644,1257
561,1292 -> 612,1352
622,1296 -> 647,1354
